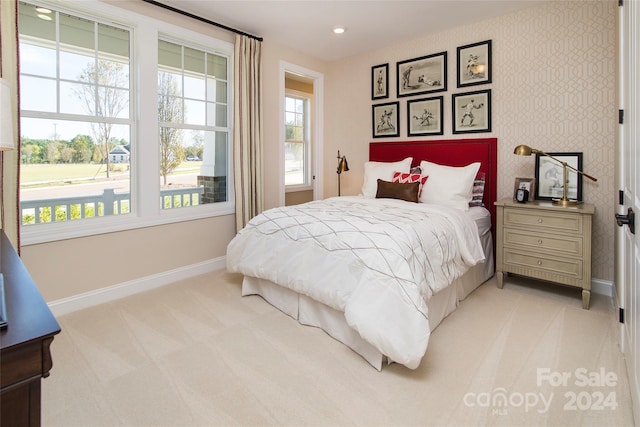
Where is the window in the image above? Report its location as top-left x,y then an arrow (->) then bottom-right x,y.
284,93 -> 310,187
17,0 -> 234,244
19,2 -> 132,225
158,40 -> 229,208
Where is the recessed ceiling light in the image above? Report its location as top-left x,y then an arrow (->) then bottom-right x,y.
333,27 -> 345,35
35,7 -> 52,13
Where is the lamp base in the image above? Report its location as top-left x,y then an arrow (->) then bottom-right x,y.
552,198 -> 583,207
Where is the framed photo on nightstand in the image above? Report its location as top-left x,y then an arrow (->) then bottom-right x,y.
513,177 -> 535,202
535,152 -> 583,201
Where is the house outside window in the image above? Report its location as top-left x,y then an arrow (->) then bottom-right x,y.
19,2 -> 132,225
17,0 -> 234,244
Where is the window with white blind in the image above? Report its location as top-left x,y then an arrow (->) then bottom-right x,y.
157,39 -> 230,208
17,0 -> 234,244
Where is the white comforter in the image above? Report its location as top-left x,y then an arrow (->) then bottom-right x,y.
226,196 -> 485,369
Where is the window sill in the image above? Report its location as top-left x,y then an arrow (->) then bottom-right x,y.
285,184 -> 313,193
20,203 -> 235,246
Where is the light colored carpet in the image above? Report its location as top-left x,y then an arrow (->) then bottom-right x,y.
43,270 -> 635,426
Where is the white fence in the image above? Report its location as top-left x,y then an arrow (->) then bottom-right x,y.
20,187 -> 204,225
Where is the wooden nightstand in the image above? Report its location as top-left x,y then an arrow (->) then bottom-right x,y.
494,198 -> 595,309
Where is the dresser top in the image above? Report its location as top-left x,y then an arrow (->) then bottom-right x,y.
495,198 -> 595,215
0,232 -> 60,351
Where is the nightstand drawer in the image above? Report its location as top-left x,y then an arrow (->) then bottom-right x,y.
504,250 -> 583,279
503,209 -> 583,234
503,228 -> 583,257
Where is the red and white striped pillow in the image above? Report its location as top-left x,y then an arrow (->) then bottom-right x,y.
393,172 -> 428,197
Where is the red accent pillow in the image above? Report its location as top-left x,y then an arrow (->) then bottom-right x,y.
393,172 -> 428,197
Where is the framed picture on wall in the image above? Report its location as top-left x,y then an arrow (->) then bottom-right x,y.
396,52 -> 447,97
457,40 -> 492,87
372,101 -> 400,138
371,63 -> 389,100
452,89 -> 491,133
535,152 -> 583,201
407,96 -> 443,136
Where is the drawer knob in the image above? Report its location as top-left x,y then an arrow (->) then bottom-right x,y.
538,239 -> 543,245
538,260 -> 542,265
537,218 -> 543,223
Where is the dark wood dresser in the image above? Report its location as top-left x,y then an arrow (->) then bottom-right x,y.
0,231 -> 60,426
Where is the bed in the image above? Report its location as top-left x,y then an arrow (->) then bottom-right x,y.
227,138 -> 497,370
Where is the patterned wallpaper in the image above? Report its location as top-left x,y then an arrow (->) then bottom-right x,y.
493,1 -> 617,282
326,0 -> 617,281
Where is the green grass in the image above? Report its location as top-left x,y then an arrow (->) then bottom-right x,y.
21,163 -> 128,183
21,161 -> 202,185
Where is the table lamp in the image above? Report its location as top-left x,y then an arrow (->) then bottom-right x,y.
514,144 -> 597,206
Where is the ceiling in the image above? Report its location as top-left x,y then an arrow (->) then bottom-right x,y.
156,1 -> 545,62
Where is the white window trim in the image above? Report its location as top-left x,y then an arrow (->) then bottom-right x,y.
20,0 -> 234,246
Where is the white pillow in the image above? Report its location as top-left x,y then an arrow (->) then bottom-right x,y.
361,157 -> 413,199
419,160 -> 481,211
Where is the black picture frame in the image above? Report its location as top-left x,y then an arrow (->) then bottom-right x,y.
457,40 -> 492,87
407,96 -> 443,136
371,63 -> 389,100
396,52 -> 447,97
534,152 -> 583,201
452,89 -> 491,133
372,101 -> 400,138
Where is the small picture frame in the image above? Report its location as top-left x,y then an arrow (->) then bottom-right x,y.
535,152 -> 583,201
372,101 -> 400,138
513,177 -> 535,201
457,40 -> 492,87
396,52 -> 447,97
407,96 -> 443,136
452,89 -> 491,133
371,63 -> 389,100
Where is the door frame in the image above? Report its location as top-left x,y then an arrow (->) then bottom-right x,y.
617,0 -> 640,420
279,61 -> 324,206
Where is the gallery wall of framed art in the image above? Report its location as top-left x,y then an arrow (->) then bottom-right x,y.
370,39 -> 493,139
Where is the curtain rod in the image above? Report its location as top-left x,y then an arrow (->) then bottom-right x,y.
142,0 -> 264,42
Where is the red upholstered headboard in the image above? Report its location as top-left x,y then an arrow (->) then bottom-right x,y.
369,138 -> 498,237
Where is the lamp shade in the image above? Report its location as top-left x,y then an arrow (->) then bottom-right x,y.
336,150 -> 349,174
513,144 -> 544,156
337,156 -> 349,173
513,144 -> 533,156
0,78 -> 16,151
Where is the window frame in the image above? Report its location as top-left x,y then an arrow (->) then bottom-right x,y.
19,0 -> 235,246
284,89 -> 312,192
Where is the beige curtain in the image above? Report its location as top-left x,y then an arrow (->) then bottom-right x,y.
233,34 -> 263,231
0,0 -> 20,250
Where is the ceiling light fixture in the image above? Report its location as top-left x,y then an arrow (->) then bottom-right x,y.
37,14 -> 52,21
333,27 -> 345,35
35,7 -> 52,13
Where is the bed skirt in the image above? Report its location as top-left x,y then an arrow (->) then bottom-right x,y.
241,235 -> 494,370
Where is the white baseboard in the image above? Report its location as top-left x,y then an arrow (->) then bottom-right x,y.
591,278 -> 613,297
48,256 -> 226,317
48,265 -> 615,318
